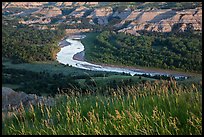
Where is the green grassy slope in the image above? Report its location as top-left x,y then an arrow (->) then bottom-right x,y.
2,80 -> 202,135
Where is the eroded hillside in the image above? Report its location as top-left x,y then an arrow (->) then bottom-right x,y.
2,2 -> 202,35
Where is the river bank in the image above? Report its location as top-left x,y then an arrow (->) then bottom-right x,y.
56,35 -> 189,79
73,49 -> 195,77
73,51 -> 85,61
58,39 -> 71,48
84,60 -> 198,77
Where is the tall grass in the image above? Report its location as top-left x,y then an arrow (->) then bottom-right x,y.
2,80 -> 202,135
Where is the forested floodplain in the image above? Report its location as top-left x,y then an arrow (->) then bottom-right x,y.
2,17 -> 65,63
82,31 -> 202,73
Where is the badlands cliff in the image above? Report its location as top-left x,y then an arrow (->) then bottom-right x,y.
2,2 -> 202,34
118,8 -> 202,33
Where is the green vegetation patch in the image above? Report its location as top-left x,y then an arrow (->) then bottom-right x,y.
81,32 -> 100,61
2,59 -> 119,77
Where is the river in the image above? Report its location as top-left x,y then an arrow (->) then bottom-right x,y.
56,35 -> 188,80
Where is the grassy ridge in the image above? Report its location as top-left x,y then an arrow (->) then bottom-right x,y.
77,75 -> 155,89
2,80 -> 202,135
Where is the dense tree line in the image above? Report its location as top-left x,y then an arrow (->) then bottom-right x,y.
2,17 -> 65,63
2,68 -> 80,96
87,31 -> 202,73
2,68 -> 138,96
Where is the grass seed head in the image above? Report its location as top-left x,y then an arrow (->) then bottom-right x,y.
115,109 -> 122,120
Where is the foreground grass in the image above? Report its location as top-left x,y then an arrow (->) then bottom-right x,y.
2,80 -> 202,135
